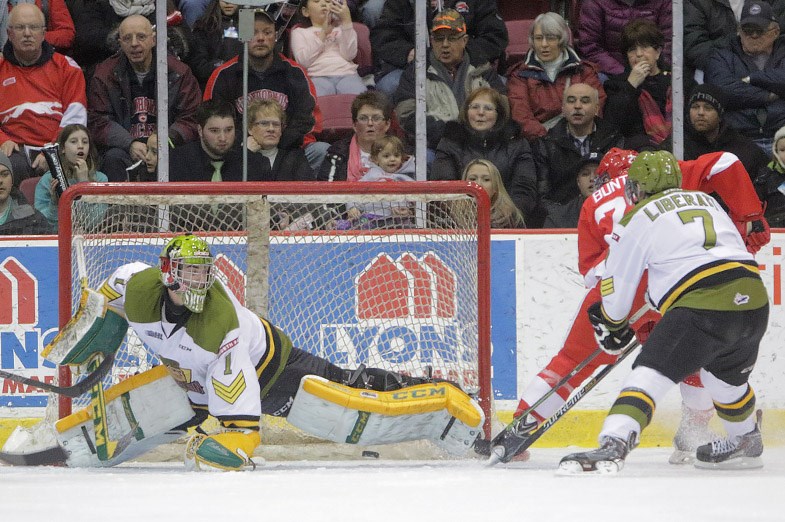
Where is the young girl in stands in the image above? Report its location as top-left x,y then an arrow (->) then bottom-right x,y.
338,135 -> 415,229
461,159 -> 525,229
290,0 -> 367,97
34,124 -> 108,228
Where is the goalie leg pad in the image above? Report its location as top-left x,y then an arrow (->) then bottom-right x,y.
55,366 -> 195,467
287,376 -> 485,455
42,287 -> 128,366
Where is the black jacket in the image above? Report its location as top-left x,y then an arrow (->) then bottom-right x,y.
684,121 -> 770,182
0,192 -> 52,235
169,141 -> 244,181
533,118 -> 625,205
603,69 -> 671,143
431,119 -> 536,217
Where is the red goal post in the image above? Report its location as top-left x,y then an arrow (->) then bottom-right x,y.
56,181 -> 493,437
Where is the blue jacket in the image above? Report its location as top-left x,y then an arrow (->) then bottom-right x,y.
705,36 -> 785,140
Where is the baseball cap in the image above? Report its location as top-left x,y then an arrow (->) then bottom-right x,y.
431,9 -> 466,34
740,1 -> 777,29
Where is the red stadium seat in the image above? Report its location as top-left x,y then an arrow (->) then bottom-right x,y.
353,22 -> 373,76
505,19 -> 534,71
316,93 -> 357,143
19,176 -> 42,206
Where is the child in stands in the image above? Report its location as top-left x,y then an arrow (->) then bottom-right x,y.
290,0 -> 367,96
338,135 -> 415,229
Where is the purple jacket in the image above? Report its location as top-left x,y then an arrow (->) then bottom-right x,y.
577,0 -> 672,76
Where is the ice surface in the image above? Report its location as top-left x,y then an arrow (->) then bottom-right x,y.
1,447 -> 782,521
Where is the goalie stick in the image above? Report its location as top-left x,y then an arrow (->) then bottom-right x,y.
487,340 -> 640,466
0,352 -> 115,397
0,445 -> 67,466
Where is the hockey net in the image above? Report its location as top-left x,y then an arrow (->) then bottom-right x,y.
51,181 -> 492,459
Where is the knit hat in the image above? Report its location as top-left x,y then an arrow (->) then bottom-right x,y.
432,9 -> 466,34
688,84 -> 727,117
0,152 -> 12,174
740,1 -> 777,29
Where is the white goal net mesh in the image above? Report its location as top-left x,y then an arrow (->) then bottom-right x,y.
55,182 -> 491,454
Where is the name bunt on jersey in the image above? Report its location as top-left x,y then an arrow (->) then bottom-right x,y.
319,253 -> 476,386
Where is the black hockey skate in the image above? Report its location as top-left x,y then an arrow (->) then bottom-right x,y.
558,432 -> 638,474
484,414 -> 538,464
694,410 -> 763,470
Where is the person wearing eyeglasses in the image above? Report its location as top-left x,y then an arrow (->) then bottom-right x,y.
0,3 -> 86,184
318,90 -> 393,182
393,9 -> 505,158
7,0 -> 75,54
705,0 -> 785,154
507,12 -> 605,143
88,14 -> 202,182
432,86 -> 536,223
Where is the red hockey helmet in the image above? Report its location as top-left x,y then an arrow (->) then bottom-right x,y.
592,148 -> 638,190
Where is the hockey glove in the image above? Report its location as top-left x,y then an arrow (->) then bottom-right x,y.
184,429 -> 261,471
587,301 -> 637,355
745,217 -> 770,254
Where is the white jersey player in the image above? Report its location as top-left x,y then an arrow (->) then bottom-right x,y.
38,234 -> 484,470
559,151 -> 768,474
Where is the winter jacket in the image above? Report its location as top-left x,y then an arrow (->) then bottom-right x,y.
431,119 -> 537,218
34,170 -> 108,227
578,0 -> 672,76
0,191 -> 52,235
188,12 -> 243,89
507,47 -> 606,142
543,196 -> 584,229
684,121 -> 770,182
0,40 -> 86,147
169,140 -> 244,182
603,68 -> 671,143
371,0 -> 508,78
532,117 -> 624,205
685,0 -> 785,72
393,50 -> 506,149
705,36 -> 785,141
204,53 -> 321,150
246,147 -> 315,182
88,52 -> 201,151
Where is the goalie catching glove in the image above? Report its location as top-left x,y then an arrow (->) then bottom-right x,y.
587,301 -> 637,355
184,429 -> 261,471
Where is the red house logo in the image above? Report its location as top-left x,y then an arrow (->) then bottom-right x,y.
0,257 -> 38,326
355,252 -> 456,320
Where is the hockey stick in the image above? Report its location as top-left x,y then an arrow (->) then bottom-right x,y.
0,352 -> 115,398
487,340 -> 640,466
473,346 -> 605,456
0,445 -> 68,466
88,353 -> 117,462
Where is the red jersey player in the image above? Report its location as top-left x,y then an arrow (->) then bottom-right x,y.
498,148 -> 769,463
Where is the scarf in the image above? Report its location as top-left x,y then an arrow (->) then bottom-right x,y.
638,86 -> 672,144
346,135 -> 369,182
109,0 -> 156,17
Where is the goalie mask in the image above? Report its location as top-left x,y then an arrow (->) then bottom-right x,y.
160,234 -> 215,313
624,150 -> 682,206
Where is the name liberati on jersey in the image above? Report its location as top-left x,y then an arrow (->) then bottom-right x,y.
642,190 -> 719,221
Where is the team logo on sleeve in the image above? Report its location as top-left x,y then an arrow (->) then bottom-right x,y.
212,373 -> 247,404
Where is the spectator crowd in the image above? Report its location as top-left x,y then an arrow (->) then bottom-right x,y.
1,0 -> 784,234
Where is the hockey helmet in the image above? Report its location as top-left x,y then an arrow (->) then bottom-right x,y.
592,148 -> 638,190
625,150 -> 682,205
160,234 -> 215,313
